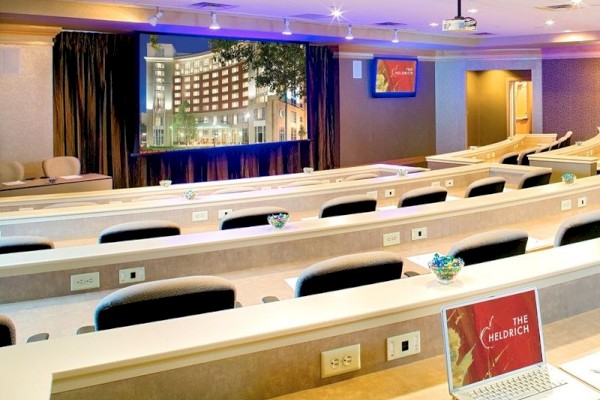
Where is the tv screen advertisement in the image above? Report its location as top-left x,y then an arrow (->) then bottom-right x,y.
371,57 -> 418,98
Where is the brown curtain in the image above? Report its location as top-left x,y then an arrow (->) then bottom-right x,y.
53,31 -> 137,189
306,45 -> 338,170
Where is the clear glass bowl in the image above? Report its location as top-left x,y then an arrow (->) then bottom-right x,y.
267,213 -> 289,230
428,254 -> 464,284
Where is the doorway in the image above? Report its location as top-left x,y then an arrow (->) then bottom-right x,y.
466,70 -> 532,147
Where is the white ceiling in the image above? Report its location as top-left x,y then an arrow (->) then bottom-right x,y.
3,0 -> 600,50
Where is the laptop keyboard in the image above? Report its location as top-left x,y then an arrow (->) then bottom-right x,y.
464,366 -> 568,400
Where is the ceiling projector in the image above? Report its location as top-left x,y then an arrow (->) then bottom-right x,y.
442,16 -> 477,32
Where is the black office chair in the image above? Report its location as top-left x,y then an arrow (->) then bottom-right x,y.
0,235 -> 54,254
498,152 -> 519,165
219,206 -> 288,230
295,251 -> 404,297
0,314 -> 48,346
464,177 -> 506,198
398,186 -> 447,207
446,229 -> 529,266
554,210 -> 600,247
319,195 -> 377,218
516,170 -> 552,189
517,148 -> 537,166
0,315 -> 16,347
559,131 -> 573,148
88,276 -> 236,331
98,220 -> 181,243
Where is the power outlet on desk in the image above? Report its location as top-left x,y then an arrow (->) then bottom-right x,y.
366,191 -> 378,199
431,181 -> 441,187
192,210 -> 208,222
445,179 -> 454,188
336,178 -> 344,183
71,272 -> 100,291
561,199 -> 572,211
321,344 -> 361,378
578,197 -> 587,208
119,267 -> 145,284
384,188 -> 395,198
383,232 -> 400,246
411,227 -> 428,240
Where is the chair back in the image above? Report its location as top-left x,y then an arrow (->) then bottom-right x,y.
42,156 -> 81,177
516,170 -> 552,189
295,251 -> 403,297
0,161 -> 25,182
554,210 -> 600,247
94,276 -> 236,330
0,315 -> 16,347
559,131 -> 573,148
99,220 -> 181,243
398,186 -> 447,207
498,152 -> 519,165
517,148 -> 537,165
0,235 -> 54,255
319,194 -> 377,218
219,206 -> 288,230
446,229 -> 529,266
464,177 -> 506,198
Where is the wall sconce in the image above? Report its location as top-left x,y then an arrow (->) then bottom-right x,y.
148,8 -> 164,27
282,18 -> 292,35
345,25 -> 354,40
209,12 -> 220,30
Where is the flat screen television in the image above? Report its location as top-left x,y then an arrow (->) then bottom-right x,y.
370,57 -> 418,98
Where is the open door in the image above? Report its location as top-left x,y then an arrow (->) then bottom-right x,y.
508,80 -> 532,137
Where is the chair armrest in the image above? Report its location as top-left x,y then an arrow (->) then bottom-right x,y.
262,296 -> 280,303
26,332 -> 49,342
76,325 -> 96,335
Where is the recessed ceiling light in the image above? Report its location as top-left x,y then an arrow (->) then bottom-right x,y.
429,22 -> 439,27
571,0 -> 583,5
563,29 -> 573,33
467,8 -> 478,13
545,19 -> 555,27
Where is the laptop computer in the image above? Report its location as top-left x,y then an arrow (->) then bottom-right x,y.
441,287 -> 600,400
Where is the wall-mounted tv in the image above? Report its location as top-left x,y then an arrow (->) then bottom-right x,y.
370,57 -> 418,98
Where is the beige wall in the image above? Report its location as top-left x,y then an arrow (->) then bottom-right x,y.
0,41 -> 53,177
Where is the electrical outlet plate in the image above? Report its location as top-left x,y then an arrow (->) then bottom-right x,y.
383,232 -> 400,246
445,179 -> 454,188
366,190 -> 378,199
336,178 -> 344,183
321,344 -> 361,378
431,181 -> 441,187
192,210 -> 208,222
578,197 -> 587,207
119,267 -> 145,284
384,188 -> 395,198
261,186 -> 272,190
561,199 -> 572,211
218,208 -> 233,219
411,227 -> 428,240
387,331 -> 421,361
70,272 -> 100,291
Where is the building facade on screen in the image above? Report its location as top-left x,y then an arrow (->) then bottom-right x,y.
142,41 -> 307,149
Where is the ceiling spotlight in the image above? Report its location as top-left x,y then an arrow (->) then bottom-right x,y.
148,7 -> 163,27
545,19 -> 555,27
429,22 -> 439,27
391,29 -> 399,43
331,7 -> 343,21
209,12 -> 220,30
282,18 -> 292,35
570,0 -> 583,5
345,25 -> 354,40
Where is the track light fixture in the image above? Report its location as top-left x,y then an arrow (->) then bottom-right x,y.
209,12 -> 220,30
282,18 -> 292,35
391,29 -> 399,43
345,25 -> 354,40
148,7 -> 164,27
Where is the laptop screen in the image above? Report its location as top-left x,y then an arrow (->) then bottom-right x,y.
441,288 -> 545,392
